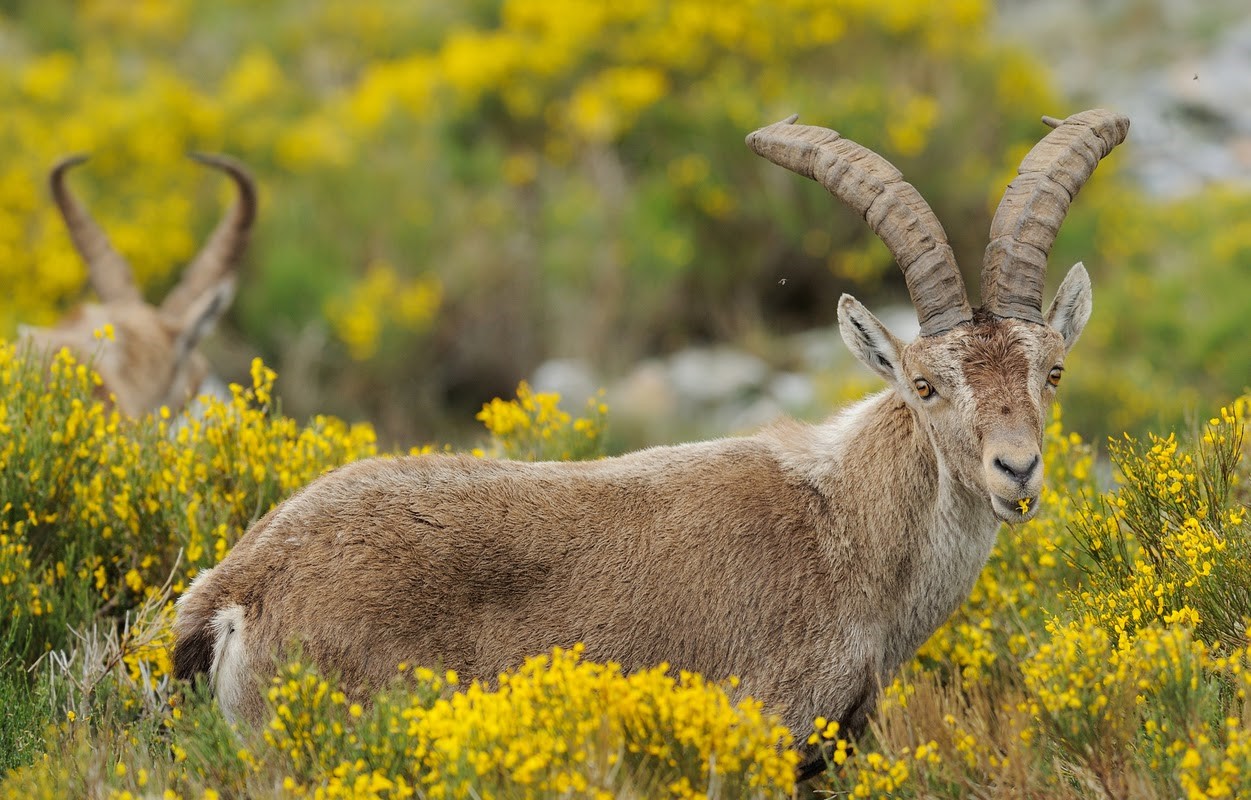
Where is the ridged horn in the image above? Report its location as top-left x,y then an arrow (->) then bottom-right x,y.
981,109 -> 1129,323
746,114 -> 972,336
49,155 -> 143,304
159,153 -> 257,319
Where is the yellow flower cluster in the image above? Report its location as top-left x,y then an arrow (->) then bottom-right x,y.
264,662 -> 383,778
1070,405 -> 1246,651
325,260 -> 443,361
1019,618 -> 1121,737
242,646 -> 795,799
334,0 -> 1001,149
809,716 -> 944,798
476,380 -> 607,461
417,646 -> 795,797
1021,621 -> 1251,799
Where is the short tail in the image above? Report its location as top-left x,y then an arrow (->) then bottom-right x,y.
173,565 -> 220,683
171,537 -> 269,724
173,613 -> 216,683
173,582 -> 252,723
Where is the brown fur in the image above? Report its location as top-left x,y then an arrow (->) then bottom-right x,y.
177,415 -> 925,732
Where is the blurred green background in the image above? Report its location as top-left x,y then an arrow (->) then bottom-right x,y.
2,0 -> 1248,448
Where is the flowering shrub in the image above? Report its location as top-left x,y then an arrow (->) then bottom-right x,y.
250,646 -> 795,799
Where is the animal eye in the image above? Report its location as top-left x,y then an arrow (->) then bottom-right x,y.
914,378 -> 935,399
1047,367 -> 1063,387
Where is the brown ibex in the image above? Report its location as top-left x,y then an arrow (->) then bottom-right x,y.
18,153 -> 256,417
174,110 -> 1128,763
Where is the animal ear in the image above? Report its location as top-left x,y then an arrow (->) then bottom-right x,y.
838,294 -> 904,384
1046,262 -> 1092,352
165,277 -> 236,367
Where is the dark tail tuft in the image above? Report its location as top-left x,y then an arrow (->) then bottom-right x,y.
173,621 -> 215,683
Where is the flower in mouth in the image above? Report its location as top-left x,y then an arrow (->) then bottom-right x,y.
1017,497 -> 1032,515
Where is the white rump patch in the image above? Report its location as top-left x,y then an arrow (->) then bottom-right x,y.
209,604 -> 248,724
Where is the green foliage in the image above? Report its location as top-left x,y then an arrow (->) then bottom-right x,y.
1048,185 -> 1251,440
0,663 -> 48,775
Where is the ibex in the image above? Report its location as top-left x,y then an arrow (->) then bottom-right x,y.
174,110 -> 1128,767
18,153 -> 256,417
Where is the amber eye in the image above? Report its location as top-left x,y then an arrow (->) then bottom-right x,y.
914,378 -> 935,399
1047,367 -> 1063,387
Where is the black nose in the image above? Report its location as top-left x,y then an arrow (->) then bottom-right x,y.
994,454 -> 1040,484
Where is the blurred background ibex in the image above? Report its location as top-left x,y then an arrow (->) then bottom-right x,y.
19,153 -> 254,417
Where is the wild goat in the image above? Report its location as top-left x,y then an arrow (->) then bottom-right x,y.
18,153 -> 255,417
174,110 -> 1129,761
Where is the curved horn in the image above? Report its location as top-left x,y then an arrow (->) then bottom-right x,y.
159,152 -> 257,319
746,115 -> 972,336
49,155 -> 143,304
981,109 -> 1129,323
